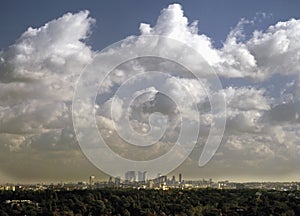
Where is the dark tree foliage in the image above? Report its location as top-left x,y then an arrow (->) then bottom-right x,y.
0,188 -> 299,215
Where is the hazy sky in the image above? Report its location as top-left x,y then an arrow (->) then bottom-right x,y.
1,1 -> 300,183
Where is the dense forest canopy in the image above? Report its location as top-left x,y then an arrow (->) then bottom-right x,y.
0,188 -> 299,215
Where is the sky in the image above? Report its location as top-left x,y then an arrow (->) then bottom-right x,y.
1,1 -> 300,183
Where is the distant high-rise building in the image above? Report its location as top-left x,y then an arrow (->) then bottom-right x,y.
125,171 -> 136,182
154,175 -> 167,184
138,171 -> 147,182
115,176 -> 121,185
179,173 -> 182,183
89,175 -> 95,186
171,175 -> 176,184
148,180 -> 154,189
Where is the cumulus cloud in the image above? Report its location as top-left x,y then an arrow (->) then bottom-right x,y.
139,4 -> 221,66
95,3 -> 300,179
0,3 -> 300,182
0,10 -> 97,181
139,4 -> 300,82
1,10 -> 94,79
219,17 -> 300,80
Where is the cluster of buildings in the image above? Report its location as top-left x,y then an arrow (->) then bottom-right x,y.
124,171 -> 147,182
0,184 -> 48,191
72,173 -> 300,191
120,171 -> 184,190
1,173 -> 300,191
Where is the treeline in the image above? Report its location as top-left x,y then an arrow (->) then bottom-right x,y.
0,188 -> 300,215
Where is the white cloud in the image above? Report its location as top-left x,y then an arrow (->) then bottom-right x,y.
0,3 -> 300,182
139,4 -> 221,66
218,18 -> 300,80
2,10 -> 94,79
138,4 -> 300,83
0,10 -> 96,182
224,86 -> 270,111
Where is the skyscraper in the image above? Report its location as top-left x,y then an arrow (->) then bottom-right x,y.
125,171 -> 136,182
171,175 -> 176,184
89,175 -> 95,186
138,171 -> 147,182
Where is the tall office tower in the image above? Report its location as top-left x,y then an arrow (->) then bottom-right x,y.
125,171 -> 136,182
89,175 -> 95,186
138,171 -> 147,182
143,171 -> 148,182
171,175 -> 176,184
115,176 -> 121,185
155,175 -> 167,184
179,173 -> 182,183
